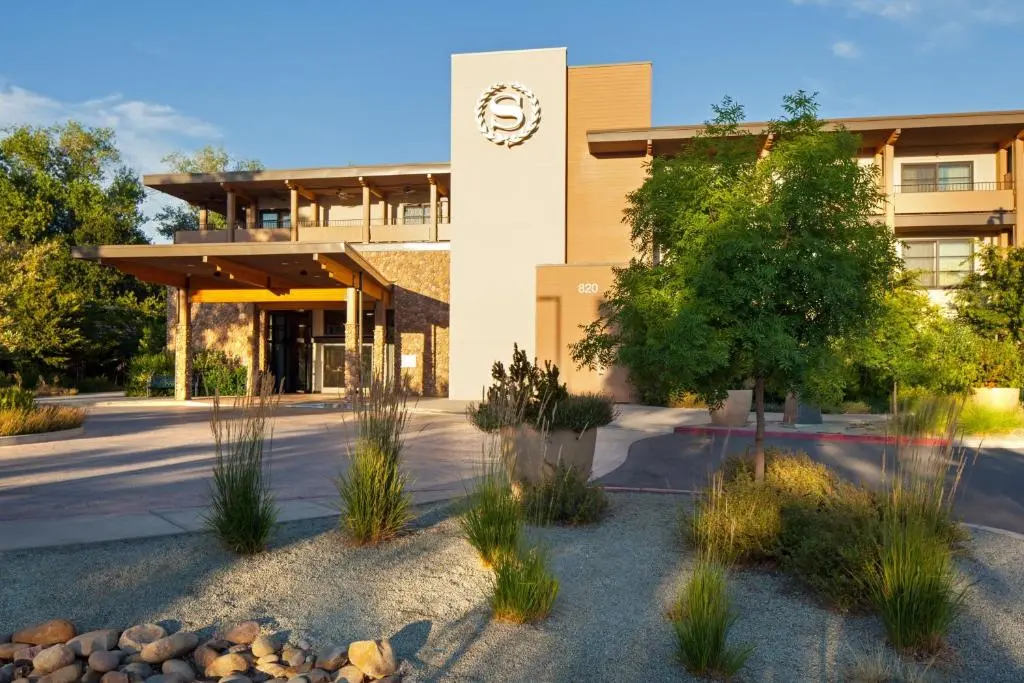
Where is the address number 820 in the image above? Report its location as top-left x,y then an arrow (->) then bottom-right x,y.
577,283 -> 600,294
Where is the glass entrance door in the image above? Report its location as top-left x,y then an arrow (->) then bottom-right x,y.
269,311 -> 312,393
322,344 -> 346,390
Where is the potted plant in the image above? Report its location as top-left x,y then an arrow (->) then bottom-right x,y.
709,387 -> 753,427
970,337 -> 1023,412
468,345 -> 617,485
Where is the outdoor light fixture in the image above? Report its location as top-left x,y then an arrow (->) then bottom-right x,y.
299,269 -> 308,276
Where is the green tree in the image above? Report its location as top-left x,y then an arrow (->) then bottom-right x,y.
0,122 -> 161,383
952,244 -> 1024,344
154,145 -> 263,240
572,93 -> 899,479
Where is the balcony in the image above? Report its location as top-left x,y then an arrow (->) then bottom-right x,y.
893,180 -> 1015,215
174,216 -> 451,245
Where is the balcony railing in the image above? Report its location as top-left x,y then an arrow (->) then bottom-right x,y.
894,180 -> 1014,194
231,216 -> 450,230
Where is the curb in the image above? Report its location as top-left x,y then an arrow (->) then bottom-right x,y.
0,426 -> 85,448
603,486 -> 696,495
673,425 -> 951,447
963,523 -> 1024,541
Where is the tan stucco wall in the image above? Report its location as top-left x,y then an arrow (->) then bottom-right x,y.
535,263 -> 632,402
448,47 -> 568,399
565,63 -> 651,264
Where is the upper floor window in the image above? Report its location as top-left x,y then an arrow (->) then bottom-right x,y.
402,204 -> 430,225
259,210 -> 291,229
900,162 -> 974,193
902,238 -> 974,288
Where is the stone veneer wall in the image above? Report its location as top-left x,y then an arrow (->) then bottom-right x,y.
164,247 -> 450,397
361,248 -> 450,397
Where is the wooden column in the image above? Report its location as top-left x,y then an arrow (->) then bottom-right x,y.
345,287 -> 360,393
174,287 -> 193,401
257,308 -> 269,381
883,141 -> 896,229
289,187 -> 299,241
310,199 -> 319,228
246,202 -> 257,230
1014,137 -> 1024,247
225,191 -> 236,242
379,197 -> 388,226
247,304 -> 260,395
429,180 -> 439,242
198,207 -> 208,231
373,300 -> 386,385
360,180 -> 371,243
997,146 -> 1009,187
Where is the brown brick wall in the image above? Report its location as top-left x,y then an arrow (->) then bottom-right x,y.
362,249 -> 450,397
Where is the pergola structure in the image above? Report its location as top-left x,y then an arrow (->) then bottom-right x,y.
73,241 -> 393,400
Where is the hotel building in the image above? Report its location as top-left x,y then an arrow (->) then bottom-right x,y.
75,48 -> 1024,401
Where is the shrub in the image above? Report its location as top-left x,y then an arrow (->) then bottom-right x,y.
865,513 -> 967,653
686,473 -> 782,565
337,377 -> 412,545
521,463 -> 608,526
204,374 -> 278,554
0,387 -> 35,411
670,561 -> 752,679
490,543 -> 559,623
75,376 -> 121,394
125,352 -> 175,397
958,402 -> 1024,435
846,645 -> 933,683
543,392 -> 617,432
193,349 -> 248,397
0,405 -> 86,437
461,462 -> 522,567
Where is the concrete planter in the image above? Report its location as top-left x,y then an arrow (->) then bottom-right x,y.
709,389 -> 753,427
970,387 -> 1021,412
510,426 -> 599,485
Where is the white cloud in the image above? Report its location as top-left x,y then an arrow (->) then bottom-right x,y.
831,40 -> 862,58
0,84 -> 222,240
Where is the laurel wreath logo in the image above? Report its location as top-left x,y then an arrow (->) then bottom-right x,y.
475,81 -> 541,148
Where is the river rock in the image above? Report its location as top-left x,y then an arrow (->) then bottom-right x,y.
249,638 -> 276,660
32,645 -> 74,675
218,676 -> 251,683
119,627 -> 167,655
0,663 -> 13,683
12,621 -> 76,647
204,654 -> 247,679
255,663 -> 287,679
0,645 -> 24,661
345,642 -> 395,680
120,663 -> 153,681
160,660 -> 194,683
82,669 -> 103,683
101,672 -> 129,683
305,669 -> 329,683
140,634 -> 198,665
255,656 -> 278,666
38,662 -> 82,683
88,651 -> 124,673
67,630 -> 120,657
221,624 -> 259,647
332,666 -> 363,683
143,675 -> 184,683
281,650 -> 303,670
191,645 -> 218,672
313,649 -> 346,673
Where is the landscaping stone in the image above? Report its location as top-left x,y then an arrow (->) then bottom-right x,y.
143,674 -> 184,683
12,678 -> 28,683
204,654 -> 247,679
0,663 -> 12,683
82,669 -> 103,683
249,638 -> 276,660
141,634 -> 199,665
284,676 -> 308,683
67,630 -> 120,657
305,669 -> 329,683
16,646 -> 44,661
218,676 -> 251,683
123,654 -> 146,665
120,663 -> 153,681
118,627 -> 166,655
281,651 -> 303,670
345,642 -> 395,680
332,667 -> 363,683
221,624 -> 259,647
255,656 -> 278,666
0,644 -> 24,661
100,673 -> 128,683
12,621 -> 76,647
160,660 -> 195,683
313,649 -> 346,672
88,651 -> 124,673
191,646 -> 217,672
38,662 -> 82,683
31,645 -> 74,675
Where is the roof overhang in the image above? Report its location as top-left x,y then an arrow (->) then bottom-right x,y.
144,162 -> 451,213
72,242 -> 392,303
588,110 -> 1024,156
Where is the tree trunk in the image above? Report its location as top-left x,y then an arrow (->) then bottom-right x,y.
754,375 -> 766,481
891,380 -> 898,418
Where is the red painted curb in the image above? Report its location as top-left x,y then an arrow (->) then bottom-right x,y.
672,425 -> 951,447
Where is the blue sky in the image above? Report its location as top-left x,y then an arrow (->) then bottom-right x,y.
0,0 -> 1019,185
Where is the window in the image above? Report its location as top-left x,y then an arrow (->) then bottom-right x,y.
323,310 -> 346,337
259,210 -> 291,228
900,162 -> 974,193
402,204 -> 430,225
902,239 -> 974,288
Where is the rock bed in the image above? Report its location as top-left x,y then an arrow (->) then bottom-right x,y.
0,620 -> 400,683
2,494 -> 1024,681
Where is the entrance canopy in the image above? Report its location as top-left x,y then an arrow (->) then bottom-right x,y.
72,241 -> 392,304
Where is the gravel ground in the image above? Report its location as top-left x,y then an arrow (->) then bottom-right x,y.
2,493 -> 1023,682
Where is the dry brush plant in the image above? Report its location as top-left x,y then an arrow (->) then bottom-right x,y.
204,372 -> 279,554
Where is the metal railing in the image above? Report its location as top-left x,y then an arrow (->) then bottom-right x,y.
894,180 -> 1014,193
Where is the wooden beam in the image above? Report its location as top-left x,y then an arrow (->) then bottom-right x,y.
191,288 -> 348,304
285,180 -> 317,202
221,183 -> 254,205
202,255 -> 304,291
358,176 -> 385,200
313,253 -> 389,303
107,261 -> 188,288
426,173 -> 448,198
884,128 -> 902,147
